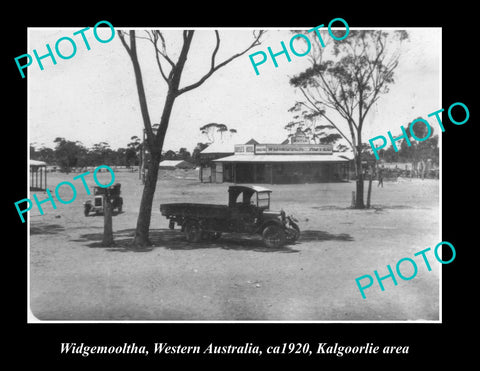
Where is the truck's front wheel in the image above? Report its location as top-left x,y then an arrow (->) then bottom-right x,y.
184,220 -> 202,243
262,225 -> 286,248
84,204 -> 91,217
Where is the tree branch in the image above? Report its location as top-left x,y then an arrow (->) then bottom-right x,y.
176,30 -> 264,96
118,30 -> 132,55
118,30 -> 154,148
154,30 -> 175,67
314,68 -> 358,130
146,31 -> 171,85
210,30 -> 221,70
299,87 -> 353,150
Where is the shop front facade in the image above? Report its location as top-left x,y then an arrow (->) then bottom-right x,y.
213,143 -> 351,184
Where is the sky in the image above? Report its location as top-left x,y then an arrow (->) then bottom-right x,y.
28,26 -> 441,153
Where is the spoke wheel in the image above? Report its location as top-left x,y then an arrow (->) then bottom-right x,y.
262,225 -> 286,248
202,231 -> 222,241
184,220 -> 202,243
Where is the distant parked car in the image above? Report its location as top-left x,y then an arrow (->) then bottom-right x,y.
84,183 -> 123,216
160,185 -> 300,248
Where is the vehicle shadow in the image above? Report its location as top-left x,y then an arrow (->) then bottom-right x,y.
299,230 -> 354,242
84,210 -> 125,217
74,228 -> 353,253
79,228 -> 300,253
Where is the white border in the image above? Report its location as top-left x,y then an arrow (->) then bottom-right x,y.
27,26 -> 443,324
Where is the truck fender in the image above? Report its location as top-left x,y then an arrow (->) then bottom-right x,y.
260,219 -> 284,232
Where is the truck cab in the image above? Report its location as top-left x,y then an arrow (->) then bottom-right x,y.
228,185 -> 271,208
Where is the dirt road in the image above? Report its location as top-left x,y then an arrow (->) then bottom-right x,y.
29,170 -> 440,321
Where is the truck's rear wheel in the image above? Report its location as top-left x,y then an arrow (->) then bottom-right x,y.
202,231 -> 222,241
211,232 -> 221,240
184,220 -> 202,243
262,225 -> 286,248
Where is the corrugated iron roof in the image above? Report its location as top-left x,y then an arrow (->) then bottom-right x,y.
200,141 -> 235,154
30,160 -> 47,166
159,160 -> 190,167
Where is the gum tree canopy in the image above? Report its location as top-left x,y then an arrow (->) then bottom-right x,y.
289,30 -> 408,208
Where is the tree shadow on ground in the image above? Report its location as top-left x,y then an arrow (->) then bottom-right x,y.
72,228 -> 353,253
84,210 -> 125,217
311,205 -> 352,210
30,224 -> 65,235
369,204 -> 432,214
76,228 -> 299,253
311,205 -> 419,213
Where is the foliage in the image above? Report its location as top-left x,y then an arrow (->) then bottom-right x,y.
289,30 -> 408,152
126,136 -> 142,166
51,137 -> 87,172
377,118 -> 439,164
286,103 -> 344,148
200,122 -> 236,143
30,137 -> 204,171
191,142 -> 209,165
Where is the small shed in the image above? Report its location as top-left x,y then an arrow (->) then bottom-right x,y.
159,160 -> 195,170
198,140 -> 239,183
30,160 -> 47,191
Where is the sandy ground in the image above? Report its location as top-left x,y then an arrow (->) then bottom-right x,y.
28,169 -> 440,321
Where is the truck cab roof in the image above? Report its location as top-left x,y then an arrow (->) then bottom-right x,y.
228,185 -> 272,209
228,185 -> 272,194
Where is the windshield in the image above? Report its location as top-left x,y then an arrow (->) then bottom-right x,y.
257,192 -> 270,209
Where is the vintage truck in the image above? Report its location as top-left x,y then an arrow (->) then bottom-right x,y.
160,185 -> 300,248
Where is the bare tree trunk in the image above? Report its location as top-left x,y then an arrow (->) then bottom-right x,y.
139,139 -> 144,181
356,179 -> 365,209
354,150 -> 365,209
133,89 -> 179,247
133,151 -> 161,246
366,165 -> 373,209
102,192 -> 114,246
